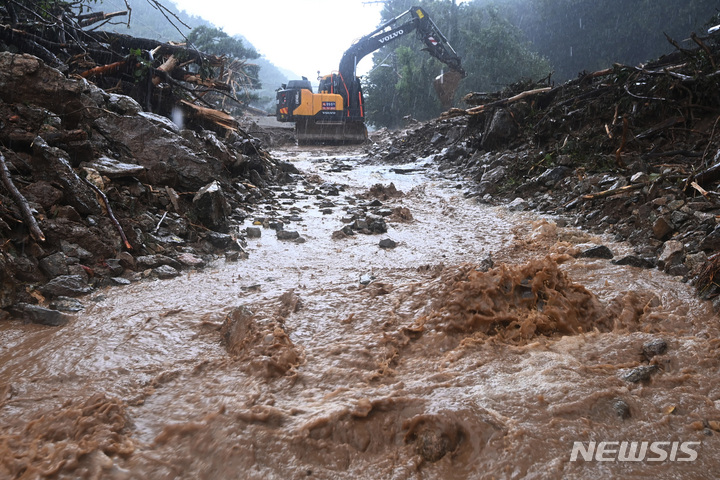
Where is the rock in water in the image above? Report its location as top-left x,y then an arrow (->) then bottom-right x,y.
276,230 -> 300,240
379,238 -> 397,249
578,245 -> 614,259
622,365 -> 658,383
642,338 -> 667,359
12,303 -> 69,326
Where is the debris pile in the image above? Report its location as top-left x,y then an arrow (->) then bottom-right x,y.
0,0 -> 249,129
0,52 -> 297,319
367,30 -> 720,306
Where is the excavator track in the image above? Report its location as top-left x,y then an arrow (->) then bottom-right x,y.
294,118 -> 368,145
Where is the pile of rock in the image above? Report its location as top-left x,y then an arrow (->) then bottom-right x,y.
0,53 -> 298,319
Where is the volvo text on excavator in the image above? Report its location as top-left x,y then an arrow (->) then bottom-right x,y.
275,6 -> 465,144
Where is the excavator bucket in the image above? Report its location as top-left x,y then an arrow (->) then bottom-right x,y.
433,69 -> 464,111
294,118 -> 368,145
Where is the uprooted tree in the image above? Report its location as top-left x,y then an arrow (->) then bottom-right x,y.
0,0 -> 260,132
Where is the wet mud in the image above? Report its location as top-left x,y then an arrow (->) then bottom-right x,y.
1,146 -> 720,479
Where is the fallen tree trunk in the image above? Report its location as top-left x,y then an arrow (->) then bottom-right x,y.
177,73 -> 233,91
466,87 -> 553,115
3,129 -> 88,146
691,160 -> 720,188
153,54 -> 179,86
0,152 -> 45,242
180,100 -> 238,131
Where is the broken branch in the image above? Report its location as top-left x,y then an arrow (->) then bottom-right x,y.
0,152 -> 45,242
691,32 -> 716,69
615,116 -> 629,168
77,10 -> 128,28
80,58 -> 130,78
81,177 -> 132,250
581,183 -> 645,200
152,54 -> 179,86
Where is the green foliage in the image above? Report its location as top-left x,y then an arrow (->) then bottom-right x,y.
458,4 -> 550,93
93,1 -> 290,113
128,48 -> 153,83
184,26 -> 262,113
519,0 -> 720,81
364,0 -> 550,129
186,25 -> 258,60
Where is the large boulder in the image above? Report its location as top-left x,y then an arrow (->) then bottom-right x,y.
481,108 -> 518,150
0,52 -> 97,128
192,181 -> 231,232
92,114 -> 226,189
30,137 -> 101,215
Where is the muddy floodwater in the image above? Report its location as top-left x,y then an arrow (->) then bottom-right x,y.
1,146 -> 719,479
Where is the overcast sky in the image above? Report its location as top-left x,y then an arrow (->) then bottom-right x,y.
170,0 -> 385,78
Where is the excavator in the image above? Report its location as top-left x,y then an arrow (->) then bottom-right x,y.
275,6 -> 465,144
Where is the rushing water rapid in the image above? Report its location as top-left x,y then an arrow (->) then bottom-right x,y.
1,146 -> 718,479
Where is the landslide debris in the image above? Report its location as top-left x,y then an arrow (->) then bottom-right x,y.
0,52 -> 298,319
420,258 -> 609,343
366,28 -> 720,307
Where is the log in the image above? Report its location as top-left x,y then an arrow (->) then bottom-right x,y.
635,116 -> 685,139
77,10 -> 128,28
3,129 -> 88,146
178,73 -> 232,91
692,160 -> 720,187
152,54 -> 179,86
0,152 -> 45,242
615,116 -> 629,168
180,100 -> 238,131
462,92 -> 498,106
467,87 -> 553,115
0,26 -> 65,70
87,32 -> 224,67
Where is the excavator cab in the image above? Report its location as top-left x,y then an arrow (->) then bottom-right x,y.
276,78 -> 312,122
276,75 -> 367,144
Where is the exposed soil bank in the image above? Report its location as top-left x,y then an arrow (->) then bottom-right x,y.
0,52 -> 298,323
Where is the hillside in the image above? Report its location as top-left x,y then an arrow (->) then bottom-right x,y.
90,0 -> 291,112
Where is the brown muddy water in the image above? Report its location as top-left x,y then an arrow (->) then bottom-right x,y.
1,146 -> 719,479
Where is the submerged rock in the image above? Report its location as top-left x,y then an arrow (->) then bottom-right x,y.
578,245 -> 614,259
612,255 -> 656,269
642,338 -> 668,359
612,399 -> 631,419
11,303 -> 69,326
622,365 -> 658,383
276,230 -> 300,240
246,227 -> 262,238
